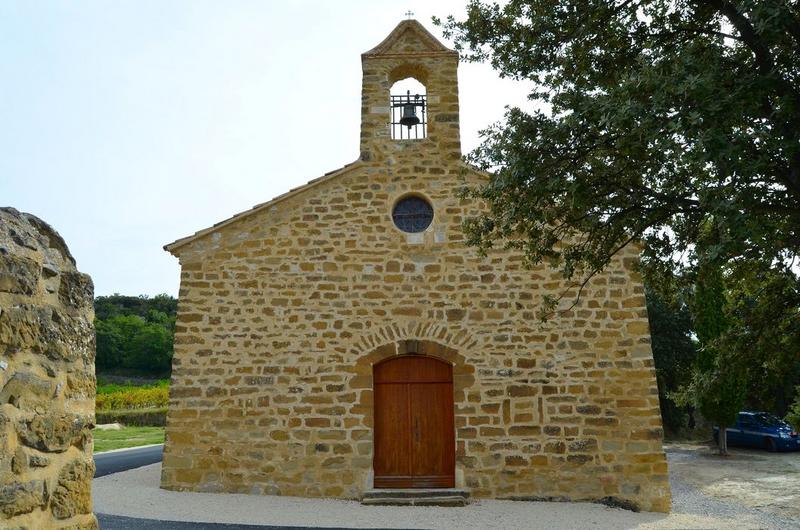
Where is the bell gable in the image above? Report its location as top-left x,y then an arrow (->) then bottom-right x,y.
362,19 -> 458,58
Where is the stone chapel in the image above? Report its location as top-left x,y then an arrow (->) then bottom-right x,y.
160,20 -> 671,512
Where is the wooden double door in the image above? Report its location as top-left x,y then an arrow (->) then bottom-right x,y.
373,355 -> 455,488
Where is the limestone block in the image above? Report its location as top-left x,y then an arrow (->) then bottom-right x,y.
0,305 -> 92,361
0,254 -> 39,295
51,458 -> 94,519
58,272 -> 94,311
16,414 -> 90,453
0,371 -> 53,410
0,480 -> 46,518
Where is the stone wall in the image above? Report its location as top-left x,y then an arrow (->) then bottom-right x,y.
0,208 -> 97,529
161,162 -> 671,511
160,20 -> 671,513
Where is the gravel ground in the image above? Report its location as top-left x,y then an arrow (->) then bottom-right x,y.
666,443 -> 800,522
93,448 -> 800,530
667,448 -> 799,529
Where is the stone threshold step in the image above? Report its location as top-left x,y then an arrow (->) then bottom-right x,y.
361,488 -> 470,507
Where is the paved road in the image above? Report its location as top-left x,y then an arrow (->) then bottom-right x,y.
94,444 -> 163,478
97,514 -> 379,530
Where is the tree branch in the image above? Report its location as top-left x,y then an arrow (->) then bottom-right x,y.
705,0 -> 775,75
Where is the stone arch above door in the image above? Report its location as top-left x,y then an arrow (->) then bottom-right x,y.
348,335 -> 475,430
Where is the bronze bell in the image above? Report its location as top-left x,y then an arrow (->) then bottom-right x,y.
399,91 -> 421,128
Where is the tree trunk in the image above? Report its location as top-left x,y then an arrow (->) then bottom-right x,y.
718,425 -> 729,455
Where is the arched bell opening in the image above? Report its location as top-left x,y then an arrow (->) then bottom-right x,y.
390,76 -> 427,140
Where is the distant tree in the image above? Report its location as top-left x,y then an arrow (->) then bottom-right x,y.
145,309 -> 176,332
128,322 -> 173,373
787,387 -> 800,430
96,315 -> 146,370
146,294 -> 179,319
94,295 -> 177,375
95,318 -> 125,370
646,289 -> 696,434
719,264 -> 800,415
94,293 -> 177,321
680,259 -> 747,455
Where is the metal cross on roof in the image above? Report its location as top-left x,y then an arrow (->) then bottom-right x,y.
404,10 -> 414,19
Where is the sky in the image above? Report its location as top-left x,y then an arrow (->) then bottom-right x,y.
0,1 -> 531,297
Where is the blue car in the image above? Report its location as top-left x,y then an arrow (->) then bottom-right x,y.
713,411 -> 800,452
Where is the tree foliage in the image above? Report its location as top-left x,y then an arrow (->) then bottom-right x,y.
720,264 -> 800,413
439,1 -> 800,430
683,260 -> 746,452
787,386 -> 800,430
646,289 -> 696,433
95,293 -> 177,321
94,294 -> 176,374
439,1 -> 800,291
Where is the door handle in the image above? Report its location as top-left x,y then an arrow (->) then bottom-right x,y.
414,417 -> 420,443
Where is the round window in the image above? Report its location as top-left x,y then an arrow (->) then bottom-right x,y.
392,195 -> 433,233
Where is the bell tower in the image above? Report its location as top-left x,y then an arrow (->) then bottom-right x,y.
360,20 -> 461,163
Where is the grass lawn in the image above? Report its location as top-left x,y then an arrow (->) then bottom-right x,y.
93,426 -> 165,453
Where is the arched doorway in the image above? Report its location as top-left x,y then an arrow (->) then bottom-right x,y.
373,355 -> 455,488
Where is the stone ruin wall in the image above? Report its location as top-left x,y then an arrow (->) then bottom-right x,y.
0,208 -> 97,529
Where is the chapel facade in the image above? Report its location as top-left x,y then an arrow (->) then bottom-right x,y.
160,20 -> 671,512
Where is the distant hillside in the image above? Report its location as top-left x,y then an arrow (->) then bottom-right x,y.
95,293 -> 177,320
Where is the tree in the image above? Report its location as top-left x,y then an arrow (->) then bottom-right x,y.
128,322 -> 173,373
95,313 -> 174,375
438,0 -> 799,289
95,293 -> 177,321
95,318 -> 125,370
94,294 -> 177,375
683,259 -> 746,454
719,264 -> 800,415
646,288 -> 696,434
439,0 -> 799,437
787,386 -> 800,430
